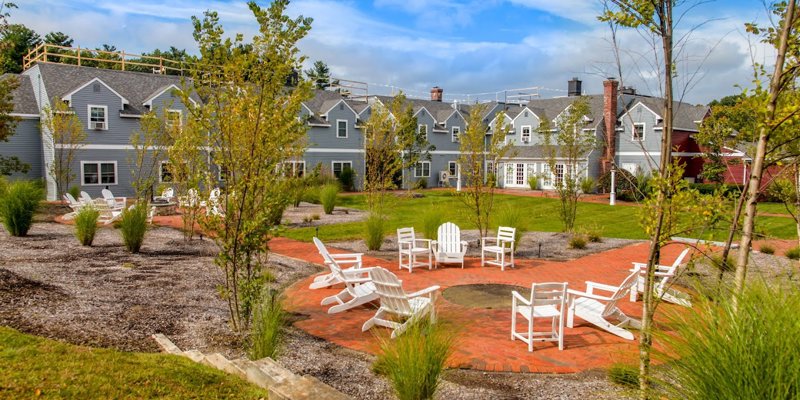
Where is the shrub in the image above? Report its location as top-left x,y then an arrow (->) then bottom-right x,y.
365,213 -> 385,251
759,244 -> 775,255
311,213 -> 320,220
527,175 -> 539,190
119,203 -> 148,253
691,183 -> 743,196
710,254 -> 736,272
249,289 -> 285,360
0,176 -> 7,197
290,181 -> 306,207
420,207 -> 444,240
785,246 -> 800,260
569,234 -> 587,250
598,168 -> 637,194
67,186 -> 81,200
608,363 -> 638,389
495,206 -> 526,244
319,183 -> 339,215
579,224 -> 603,243
0,181 -> 42,237
373,319 -> 455,400
580,177 -> 596,194
303,185 -> 321,204
74,206 -> 100,246
337,167 -> 355,192
302,215 -> 312,224
414,178 -> 427,190
662,282 -> 800,399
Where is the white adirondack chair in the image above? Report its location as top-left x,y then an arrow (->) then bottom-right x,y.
206,188 -> 223,216
362,267 -> 440,338
397,227 -> 432,273
310,237 -> 364,289
63,193 -> 85,212
314,238 -> 379,314
79,191 -> 95,205
180,188 -> 200,208
482,226 -> 516,271
154,187 -> 174,203
630,247 -> 692,307
431,222 -> 468,268
511,282 -> 568,351
101,189 -> 126,210
566,270 -> 641,340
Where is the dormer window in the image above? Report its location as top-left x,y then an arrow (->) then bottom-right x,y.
418,124 -> 427,138
88,105 -> 107,130
166,110 -> 182,130
451,126 -> 460,143
337,120 -> 348,138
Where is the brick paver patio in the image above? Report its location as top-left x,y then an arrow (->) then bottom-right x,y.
273,237 -> 689,374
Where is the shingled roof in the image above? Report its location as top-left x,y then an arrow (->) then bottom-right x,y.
3,74 -> 39,115
620,95 -> 708,131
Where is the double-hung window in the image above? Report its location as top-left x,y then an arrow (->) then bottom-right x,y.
632,123 -> 645,141
451,126 -> 461,143
332,161 -> 352,177
82,161 -> 116,185
448,161 -> 457,176
521,126 -> 531,143
166,110 -> 182,130
88,105 -> 107,130
414,161 -> 431,178
336,120 -> 348,138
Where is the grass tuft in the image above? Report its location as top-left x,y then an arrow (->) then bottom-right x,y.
785,246 -> 800,260
249,289 -> 285,360
119,203 -> 148,253
365,213 -> 385,250
319,183 -> 339,215
495,206 -> 526,244
608,363 -> 638,389
569,234 -> 587,249
759,244 -> 775,255
74,206 -> 100,246
0,181 -> 42,237
419,206 -> 444,240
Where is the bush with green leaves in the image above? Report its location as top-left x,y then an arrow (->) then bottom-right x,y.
413,178 -> 427,190
74,206 -> 100,246
119,204 -> 148,253
608,363 -> 638,389
302,185 -> 321,204
569,234 -> 587,249
759,244 -> 775,255
373,319 -> 455,400
0,176 -> 7,197
419,206 -> 444,240
527,175 -> 539,190
580,176 -> 596,194
662,282 -> 800,399
249,289 -> 285,360
0,181 -> 42,237
67,186 -> 81,200
319,183 -> 339,215
785,246 -> 800,260
365,213 -> 385,251
337,167 -> 355,192
495,206 -> 526,244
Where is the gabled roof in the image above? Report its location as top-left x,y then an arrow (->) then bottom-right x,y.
34,63 -> 201,115
619,95 -> 708,131
62,77 -> 129,109
526,95 -> 606,130
142,83 -> 197,108
303,89 -> 347,115
3,74 -> 39,115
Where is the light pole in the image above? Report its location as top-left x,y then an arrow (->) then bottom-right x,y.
609,166 -> 616,206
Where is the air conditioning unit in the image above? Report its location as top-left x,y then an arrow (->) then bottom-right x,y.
91,121 -> 105,130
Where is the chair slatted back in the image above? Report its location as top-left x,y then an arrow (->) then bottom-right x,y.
397,227 -> 416,245
603,270 -> 640,317
64,193 -> 80,206
370,267 -> 413,317
162,187 -> 174,199
497,226 -> 516,243
665,248 -> 691,274
101,189 -> 114,200
437,222 -> 461,254
80,191 -> 93,204
529,282 -> 567,307
313,237 -> 360,296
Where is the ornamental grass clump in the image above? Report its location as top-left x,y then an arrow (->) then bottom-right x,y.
661,282 -> 800,399
365,213 -> 385,251
0,181 -> 42,237
119,203 -> 148,253
419,206 -> 444,240
495,205 -> 526,244
74,206 -> 100,246
319,183 -> 339,215
248,289 -> 285,360
373,319 -> 455,400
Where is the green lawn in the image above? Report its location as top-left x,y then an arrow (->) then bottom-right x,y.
283,191 -> 798,242
0,327 -> 266,399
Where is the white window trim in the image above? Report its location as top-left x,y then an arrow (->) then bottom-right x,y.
332,160 -> 353,176
166,109 -> 183,129
418,124 -> 428,138
521,125 -> 532,142
80,160 -> 118,186
336,119 -> 348,138
632,122 -> 645,142
159,161 -> 172,183
451,126 -> 460,143
87,104 -> 108,130
414,161 -> 431,178
448,161 -> 457,176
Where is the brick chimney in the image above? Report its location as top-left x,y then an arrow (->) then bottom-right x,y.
602,78 -> 619,174
430,86 -> 443,102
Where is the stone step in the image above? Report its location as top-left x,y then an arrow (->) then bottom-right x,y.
205,353 -> 246,379
182,349 -> 205,363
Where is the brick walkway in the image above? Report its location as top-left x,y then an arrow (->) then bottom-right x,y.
274,237 -> 689,374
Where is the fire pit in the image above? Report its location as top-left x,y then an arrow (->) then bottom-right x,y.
442,284 -> 530,309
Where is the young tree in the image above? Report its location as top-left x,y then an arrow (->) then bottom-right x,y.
768,164 -> 800,248
41,99 -> 86,200
457,104 -> 512,239
0,24 -> 40,73
178,0 -> 313,331
128,109 -> 175,200
540,96 -> 597,232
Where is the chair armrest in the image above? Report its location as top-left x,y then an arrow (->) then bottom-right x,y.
330,253 -> 363,261
567,288 -> 613,302
407,285 -> 440,298
511,290 -> 531,305
414,239 -> 432,248
460,241 -> 469,251
585,281 -> 621,294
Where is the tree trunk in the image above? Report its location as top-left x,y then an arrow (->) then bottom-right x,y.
734,0 -> 796,302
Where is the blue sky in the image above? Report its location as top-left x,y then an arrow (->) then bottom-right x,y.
10,0 -> 776,104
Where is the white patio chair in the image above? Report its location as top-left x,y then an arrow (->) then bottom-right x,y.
397,227 -> 432,273
431,222 -> 468,268
179,188 -> 200,208
511,282 -> 568,351
314,237 -> 378,314
362,267 -> 440,338
630,247 -> 692,307
63,193 -> 85,212
101,189 -> 126,210
482,226 -> 516,271
566,270 -> 641,340
310,237 -> 364,289
79,191 -> 95,205
206,187 -> 223,216
154,187 -> 175,203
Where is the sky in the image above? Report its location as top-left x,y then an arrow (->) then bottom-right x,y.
8,0 -> 779,104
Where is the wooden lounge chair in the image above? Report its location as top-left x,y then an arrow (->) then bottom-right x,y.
482,226 -> 516,271
362,267 -> 440,338
101,189 -> 126,210
567,270 -> 641,340
431,222 -> 468,268
310,237 -> 364,289
397,227 -> 432,273
314,238 -> 378,314
630,247 -> 692,307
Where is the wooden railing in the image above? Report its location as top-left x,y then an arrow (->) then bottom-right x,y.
23,43 -> 194,75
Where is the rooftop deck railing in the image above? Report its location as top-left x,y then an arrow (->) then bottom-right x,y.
23,43 -> 196,75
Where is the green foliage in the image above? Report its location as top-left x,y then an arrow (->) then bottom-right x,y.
579,224 -> 603,243
662,282 -> 800,399
74,206 -> 100,246
419,206 -> 444,240
373,319 -> 455,400
337,167 -> 355,192
527,175 -> 539,190
0,180 -> 41,236
759,244 -> 775,255
304,60 -> 336,90
0,24 -> 40,73
248,289 -> 285,360
608,363 -> 639,389
710,254 -> 736,273
0,326 -> 267,398
67,185 -> 81,199
319,183 -> 339,215
691,183 -> 743,196
365,213 -> 385,250
580,176 -> 596,194
598,168 -> 643,201
495,206 -> 526,244
303,185 -> 321,204
568,234 -> 587,250
119,203 -> 148,253
413,178 -> 427,190
785,246 -> 800,260
42,99 -> 87,199
0,175 -> 7,196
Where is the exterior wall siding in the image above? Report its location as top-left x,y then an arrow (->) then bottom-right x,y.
512,110 -> 541,146
617,103 -> 661,154
310,103 -> 362,149
1,118 -> 44,181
